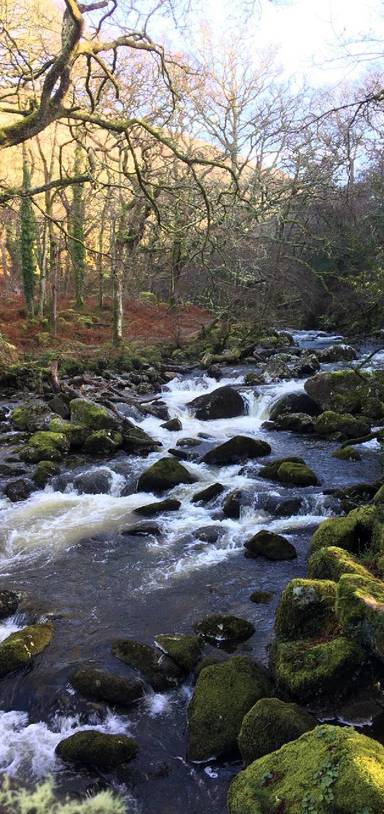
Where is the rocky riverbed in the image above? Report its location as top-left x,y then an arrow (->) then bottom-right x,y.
0,329 -> 384,813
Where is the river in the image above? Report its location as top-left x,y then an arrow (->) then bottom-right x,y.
0,329 -> 382,813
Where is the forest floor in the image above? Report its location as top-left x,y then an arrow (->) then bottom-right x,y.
0,293 -> 211,361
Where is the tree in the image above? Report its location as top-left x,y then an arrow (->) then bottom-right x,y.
19,149 -> 37,316
69,144 -> 86,307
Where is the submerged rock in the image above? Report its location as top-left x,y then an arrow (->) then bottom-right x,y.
73,469 -> 113,495
228,724 -> 384,814
137,457 -> 198,492
71,667 -> 144,707
194,614 -> 255,646
0,590 -> 19,619
223,490 -> 242,518
191,482 -> 224,503
249,590 -> 273,604
122,521 -> 161,536
133,498 -> 181,516
238,697 -> 316,764
187,386 -> 245,420
332,445 -> 361,460
194,526 -> 223,543
0,623 -> 52,677
112,638 -> 183,690
56,730 -> 138,770
202,436 -> 271,465
187,656 -> 272,761
155,634 -> 201,673
244,530 -> 297,561
275,578 -> 337,641
272,636 -> 364,701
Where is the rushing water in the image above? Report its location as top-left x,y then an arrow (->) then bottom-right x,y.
0,330 -> 382,813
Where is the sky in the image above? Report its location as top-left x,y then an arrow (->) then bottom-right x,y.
197,0 -> 384,87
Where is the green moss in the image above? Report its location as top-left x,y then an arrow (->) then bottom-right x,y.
238,697 -> 316,765
275,578 -> 337,641
228,724 -> 384,814
33,460 -> 60,487
0,777 -> 127,814
315,410 -> 370,439
272,636 -> 365,701
22,431 -> 69,463
332,445 -> 362,461
83,430 -> 123,455
112,638 -> 183,691
155,634 -> 201,673
259,458 -> 318,486
137,456 -> 198,492
55,730 -> 138,770
10,401 -> 51,432
309,506 -> 380,556
0,623 -> 52,677
69,398 -> 120,431
337,573 -> 384,660
47,417 -> 87,448
308,546 -> 371,582
373,485 -> 384,503
187,656 -> 272,761
305,369 -> 384,417
259,457 -> 305,480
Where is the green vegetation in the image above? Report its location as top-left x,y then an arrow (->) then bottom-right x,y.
0,777 -> 127,814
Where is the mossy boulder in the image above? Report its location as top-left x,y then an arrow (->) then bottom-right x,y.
47,417 -> 87,448
308,546 -> 371,582
238,697 -> 316,765
228,724 -> 384,814
155,634 -> 201,673
202,436 -> 271,465
112,638 -> 183,690
194,614 -> 255,647
332,445 -> 361,460
10,401 -> 52,432
187,386 -> 245,420
319,343 -> 357,362
373,484 -> 384,503
55,730 -> 138,770
272,636 -> 364,701
0,623 -> 52,677
259,457 -> 318,486
305,369 -> 384,418
83,430 -> 123,455
137,457 -> 198,492
71,667 -> 144,707
0,589 -> 19,619
244,531 -> 297,561
70,398 -> 121,432
309,506 -> 380,556
122,424 -> 161,454
269,392 -> 319,420
273,412 -> 315,434
33,460 -> 60,487
133,498 -> 181,516
337,573 -> 384,661
275,578 -> 337,641
22,431 -> 69,463
314,410 -> 370,439
191,482 -> 224,503
187,656 -> 272,761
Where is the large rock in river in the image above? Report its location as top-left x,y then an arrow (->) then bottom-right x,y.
187,656 -> 272,761
56,730 -> 138,770
202,436 -> 271,465
10,400 -> 52,432
269,392 -> 319,421
244,530 -> 297,561
305,369 -> 384,418
238,697 -> 316,765
70,398 -> 121,431
137,457 -> 198,492
0,623 -> 52,677
71,666 -> 144,707
112,638 -> 183,690
187,386 -> 245,420
314,410 -> 370,439
228,724 -> 384,814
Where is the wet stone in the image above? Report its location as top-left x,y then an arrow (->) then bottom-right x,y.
244,530 -> 297,561
71,666 -> 145,708
133,498 -> 181,517
112,638 -> 184,691
191,482 -> 224,504
122,522 -> 161,537
194,614 -> 255,646
0,589 -> 19,619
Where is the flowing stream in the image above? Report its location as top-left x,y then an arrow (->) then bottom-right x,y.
0,330 -> 382,813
